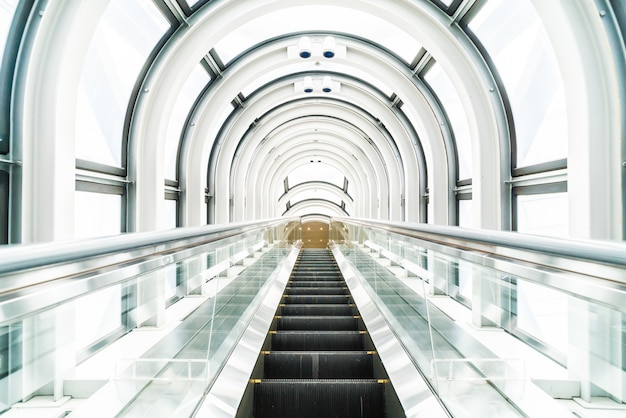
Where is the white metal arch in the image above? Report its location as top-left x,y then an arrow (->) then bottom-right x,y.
233,117 -> 390,220
285,199 -> 346,219
233,106 -> 395,220
252,145 -> 380,220
207,80 -> 407,223
251,137 -> 368,218
129,0 -> 505,230
280,181 -> 353,207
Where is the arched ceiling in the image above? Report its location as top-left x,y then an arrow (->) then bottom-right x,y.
131,0 -> 504,227
11,0 -> 624,239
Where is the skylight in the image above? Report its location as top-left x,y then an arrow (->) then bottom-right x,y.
213,5 -> 421,65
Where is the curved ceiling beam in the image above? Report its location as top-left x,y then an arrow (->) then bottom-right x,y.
280,181 -> 354,203
208,75 -> 410,223
234,118 -> 388,219
284,199 -> 347,218
130,0 -> 505,230
235,110 -> 392,220
251,145 -> 379,220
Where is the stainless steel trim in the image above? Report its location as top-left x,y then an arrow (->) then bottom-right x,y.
331,244 -> 451,418
194,245 -> 300,417
332,217 -> 626,276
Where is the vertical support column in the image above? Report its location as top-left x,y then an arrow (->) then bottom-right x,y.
471,267 -> 499,328
186,256 -> 206,295
136,270 -> 166,327
428,252 -> 448,296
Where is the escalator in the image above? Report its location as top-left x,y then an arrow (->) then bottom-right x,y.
238,248 -> 402,417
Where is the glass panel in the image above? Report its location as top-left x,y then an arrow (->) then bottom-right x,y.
516,192 -> 568,238
458,198 -> 473,227
162,198 -> 177,230
75,191 -> 122,239
288,163 -> 344,188
214,6 -> 420,64
186,0 -> 202,7
517,280 -> 567,354
469,0 -> 567,167
424,63 -> 473,179
457,260 -> 473,302
165,64 -> 210,180
75,286 -> 122,348
76,0 -> 169,167
0,0 -> 17,74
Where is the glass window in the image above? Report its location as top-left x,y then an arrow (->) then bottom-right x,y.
164,64 -> 210,180
468,0 -> 567,168
162,198 -> 177,229
288,163 -> 344,189
458,198 -> 473,227
75,0 -> 169,167
186,0 -> 202,8
0,0 -> 17,73
75,191 -> 122,239
515,191 -> 568,238
214,6 -> 421,65
424,63 -> 473,180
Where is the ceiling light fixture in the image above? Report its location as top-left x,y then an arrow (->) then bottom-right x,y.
298,36 -> 312,58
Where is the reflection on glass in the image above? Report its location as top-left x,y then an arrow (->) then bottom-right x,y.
469,0 -> 567,167
517,280 -> 567,354
424,63 -> 473,180
213,6 -> 421,64
0,0 -> 17,76
75,286 -> 122,348
75,191 -> 122,239
165,64 -> 210,180
76,0 -> 169,167
516,192 -> 568,237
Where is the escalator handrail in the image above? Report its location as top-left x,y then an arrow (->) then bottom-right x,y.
0,217 -> 299,275
332,217 -> 626,268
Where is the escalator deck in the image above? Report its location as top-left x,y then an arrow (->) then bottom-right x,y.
251,248 -> 387,418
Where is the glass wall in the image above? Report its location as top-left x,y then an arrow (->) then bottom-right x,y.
423,62 -> 473,181
75,0 -> 169,167
468,0 -> 567,169
75,190 -> 123,239
164,64 -> 211,181
514,190 -> 568,238
0,1 -> 17,70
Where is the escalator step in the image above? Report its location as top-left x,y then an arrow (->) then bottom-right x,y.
280,304 -> 354,316
286,287 -> 348,295
288,281 -> 345,288
263,352 -> 374,379
253,379 -> 385,418
272,331 -> 365,351
282,295 -> 351,304
276,316 -> 358,331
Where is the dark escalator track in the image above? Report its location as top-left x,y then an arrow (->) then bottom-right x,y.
237,248 -> 402,418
